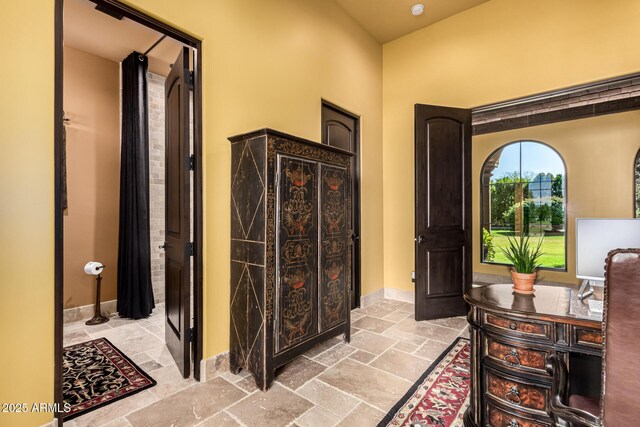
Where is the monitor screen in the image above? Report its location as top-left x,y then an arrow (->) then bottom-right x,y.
576,218 -> 640,281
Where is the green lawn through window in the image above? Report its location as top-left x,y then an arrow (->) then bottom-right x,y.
488,230 -> 566,269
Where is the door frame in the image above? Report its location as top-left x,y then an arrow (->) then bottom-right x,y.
320,99 -> 361,308
54,0 -> 204,423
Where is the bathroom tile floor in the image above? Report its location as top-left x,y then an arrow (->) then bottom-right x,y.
63,300 -> 469,427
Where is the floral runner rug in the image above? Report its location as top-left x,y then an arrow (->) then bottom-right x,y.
378,337 -> 471,427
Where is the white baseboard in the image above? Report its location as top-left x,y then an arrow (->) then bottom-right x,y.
360,287 -> 415,307
383,287 -> 415,303
63,299 -> 117,324
360,288 -> 384,307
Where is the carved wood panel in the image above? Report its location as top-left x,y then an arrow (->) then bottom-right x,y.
485,314 -> 552,341
486,371 -> 548,412
487,402 -> 550,427
485,337 -> 549,374
319,165 -> 348,331
573,326 -> 603,348
276,157 -> 318,352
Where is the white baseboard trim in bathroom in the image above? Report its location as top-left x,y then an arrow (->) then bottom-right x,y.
359,288 -> 384,307
383,287 -> 415,304
63,299 -> 117,324
200,351 -> 230,382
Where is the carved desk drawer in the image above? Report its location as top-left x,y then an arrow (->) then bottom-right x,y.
485,313 -> 553,343
486,401 -> 551,427
485,367 -> 549,414
484,335 -> 550,376
570,325 -> 603,349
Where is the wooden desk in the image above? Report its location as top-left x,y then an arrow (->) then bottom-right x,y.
464,284 -> 602,427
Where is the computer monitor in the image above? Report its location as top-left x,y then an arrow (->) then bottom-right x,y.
575,218 -> 640,298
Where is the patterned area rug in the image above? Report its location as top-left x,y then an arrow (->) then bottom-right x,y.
63,338 -> 156,420
378,337 -> 470,427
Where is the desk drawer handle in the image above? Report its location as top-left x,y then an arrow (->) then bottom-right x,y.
509,322 -> 517,330
503,349 -> 521,367
508,420 -> 519,427
505,385 -> 521,405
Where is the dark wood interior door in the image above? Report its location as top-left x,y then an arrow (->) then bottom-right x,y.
414,104 -> 471,321
321,102 -> 360,309
164,47 -> 191,377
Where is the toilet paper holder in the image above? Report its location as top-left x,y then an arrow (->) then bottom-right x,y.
84,262 -> 110,326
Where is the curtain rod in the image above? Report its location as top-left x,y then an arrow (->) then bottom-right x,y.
143,35 -> 166,56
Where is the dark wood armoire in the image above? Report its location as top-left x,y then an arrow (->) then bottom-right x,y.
228,128 -> 353,390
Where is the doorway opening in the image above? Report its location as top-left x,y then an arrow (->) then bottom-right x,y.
54,0 -> 203,423
321,100 -> 361,309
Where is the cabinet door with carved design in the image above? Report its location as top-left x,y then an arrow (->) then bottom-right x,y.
319,164 -> 350,331
276,156 -> 318,352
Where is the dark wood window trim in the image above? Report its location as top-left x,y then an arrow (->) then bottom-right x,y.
54,1 -> 204,424
472,72 -> 640,135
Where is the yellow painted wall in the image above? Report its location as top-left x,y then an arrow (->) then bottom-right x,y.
474,112 -> 640,283
0,1 -> 382,424
0,3 -> 54,426
382,0 -> 640,292
63,46 -> 120,309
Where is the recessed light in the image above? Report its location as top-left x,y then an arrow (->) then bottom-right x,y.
411,3 -> 425,16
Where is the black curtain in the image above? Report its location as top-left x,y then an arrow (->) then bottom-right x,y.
117,52 -> 155,319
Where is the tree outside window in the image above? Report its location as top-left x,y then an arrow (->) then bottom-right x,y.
481,141 -> 566,270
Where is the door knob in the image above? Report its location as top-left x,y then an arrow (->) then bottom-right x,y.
159,242 -> 171,249
415,235 -> 426,244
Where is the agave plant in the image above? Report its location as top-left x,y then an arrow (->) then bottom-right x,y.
500,235 -> 544,274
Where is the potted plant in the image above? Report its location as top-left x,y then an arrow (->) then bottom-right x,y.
500,235 -> 544,294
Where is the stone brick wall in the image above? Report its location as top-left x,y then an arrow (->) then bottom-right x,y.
147,72 -> 165,304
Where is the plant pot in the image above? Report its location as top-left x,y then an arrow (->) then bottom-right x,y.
511,270 -> 536,294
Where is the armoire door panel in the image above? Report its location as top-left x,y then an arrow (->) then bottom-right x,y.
276,156 -> 318,353
319,165 -> 349,331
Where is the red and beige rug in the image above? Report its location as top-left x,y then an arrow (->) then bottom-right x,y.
378,337 -> 471,427
63,337 -> 156,420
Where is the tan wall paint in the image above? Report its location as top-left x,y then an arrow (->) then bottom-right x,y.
474,112 -> 640,283
63,46 -> 120,309
0,1 -> 382,424
382,0 -> 640,292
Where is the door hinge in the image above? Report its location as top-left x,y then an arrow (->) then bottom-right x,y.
189,154 -> 195,171
187,327 -> 194,342
188,242 -> 195,256
188,71 -> 194,89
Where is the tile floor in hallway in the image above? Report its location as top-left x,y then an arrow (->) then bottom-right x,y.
63,299 -> 469,427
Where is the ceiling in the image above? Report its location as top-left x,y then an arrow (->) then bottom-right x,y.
335,0 -> 489,43
63,0 -> 185,76
63,0 -> 488,71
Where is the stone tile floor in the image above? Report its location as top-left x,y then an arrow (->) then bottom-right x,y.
63,299 -> 469,427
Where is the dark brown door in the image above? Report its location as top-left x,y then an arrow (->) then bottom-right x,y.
414,104 -> 471,320
321,102 -> 360,309
164,47 -> 191,377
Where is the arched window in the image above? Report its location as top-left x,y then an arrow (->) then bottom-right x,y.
481,141 -> 566,270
